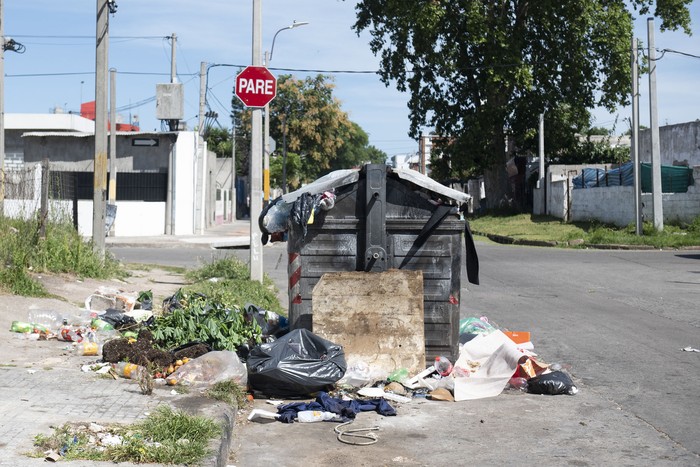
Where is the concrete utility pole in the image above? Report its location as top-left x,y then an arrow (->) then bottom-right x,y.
198,62 -> 207,136
250,0 -> 264,282
108,67 -> 117,236
647,17 -> 663,231
0,0 -> 5,215
92,0 -> 110,257
631,37 -> 642,235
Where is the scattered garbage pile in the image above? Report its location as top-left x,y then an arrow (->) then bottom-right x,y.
9,283 -> 579,446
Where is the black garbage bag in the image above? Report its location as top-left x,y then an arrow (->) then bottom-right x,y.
247,328 -> 346,398
527,370 -> 578,395
99,308 -> 138,330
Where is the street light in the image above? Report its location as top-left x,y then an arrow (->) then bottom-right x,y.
263,20 -> 308,204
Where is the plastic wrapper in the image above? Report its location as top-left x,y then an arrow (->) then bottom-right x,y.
247,328 -> 346,398
167,350 -> 247,387
527,370 -> 578,395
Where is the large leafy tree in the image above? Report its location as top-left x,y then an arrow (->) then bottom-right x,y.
353,0 -> 693,209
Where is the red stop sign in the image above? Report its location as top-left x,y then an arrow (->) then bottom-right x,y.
235,66 -> 277,107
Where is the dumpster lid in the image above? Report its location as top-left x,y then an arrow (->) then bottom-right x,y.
391,167 -> 471,204
281,166 -> 470,204
281,169 -> 360,203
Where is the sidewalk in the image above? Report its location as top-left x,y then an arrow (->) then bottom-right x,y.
105,219 -> 253,249
0,221 -> 259,467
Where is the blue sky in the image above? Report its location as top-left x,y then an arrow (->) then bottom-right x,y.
3,1 -> 699,158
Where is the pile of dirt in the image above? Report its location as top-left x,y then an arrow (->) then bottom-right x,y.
102,329 -> 212,368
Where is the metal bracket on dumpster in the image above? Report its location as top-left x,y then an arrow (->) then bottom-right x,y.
363,164 -> 387,272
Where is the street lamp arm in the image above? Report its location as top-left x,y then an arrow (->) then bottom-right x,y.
268,20 -> 309,63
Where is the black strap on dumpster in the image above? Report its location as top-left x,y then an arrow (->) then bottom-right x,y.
464,220 -> 479,285
398,204 -> 479,285
398,204 -> 453,270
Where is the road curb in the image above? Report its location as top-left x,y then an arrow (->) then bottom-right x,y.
475,231 -> 700,250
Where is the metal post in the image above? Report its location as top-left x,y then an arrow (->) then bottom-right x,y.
250,0 -> 264,282
92,0 -> 109,256
263,50 -> 270,205
631,37 -> 642,235
538,112 -> 545,215
647,18 -> 663,231
282,114 -> 287,193
231,124 -> 236,221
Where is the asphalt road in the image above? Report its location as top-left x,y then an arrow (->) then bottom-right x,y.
108,241 -> 700,465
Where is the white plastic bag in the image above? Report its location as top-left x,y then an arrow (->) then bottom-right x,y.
168,350 -> 247,387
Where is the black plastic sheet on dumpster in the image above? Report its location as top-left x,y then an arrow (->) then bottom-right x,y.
247,328 -> 347,398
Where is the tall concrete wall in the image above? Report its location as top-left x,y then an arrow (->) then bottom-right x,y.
639,121 -> 700,166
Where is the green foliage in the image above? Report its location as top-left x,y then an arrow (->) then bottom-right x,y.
150,288 -> 262,351
185,256 -> 250,282
231,73 -> 384,185
353,1 -> 694,203
470,213 -> 700,248
0,215 -> 124,296
152,257 -> 283,351
204,126 -> 233,159
33,406 -> 220,465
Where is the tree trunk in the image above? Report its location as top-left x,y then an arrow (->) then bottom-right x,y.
482,125 -> 512,210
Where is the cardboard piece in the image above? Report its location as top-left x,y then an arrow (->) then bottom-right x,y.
503,331 -> 531,345
311,270 -> 425,376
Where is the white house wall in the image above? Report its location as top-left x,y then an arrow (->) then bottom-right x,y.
173,132 -> 197,236
77,200 -> 166,237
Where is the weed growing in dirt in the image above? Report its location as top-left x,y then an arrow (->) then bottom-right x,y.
0,216 -> 125,296
207,379 -> 248,407
32,406 -> 220,464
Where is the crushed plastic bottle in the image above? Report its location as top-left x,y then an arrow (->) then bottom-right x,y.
113,362 -> 145,379
297,410 -> 340,423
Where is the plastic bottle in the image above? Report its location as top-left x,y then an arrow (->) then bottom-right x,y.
434,356 -> 453,376
113,362 -> 144,379
27,310 -> 63,332
297,410 -> 340,423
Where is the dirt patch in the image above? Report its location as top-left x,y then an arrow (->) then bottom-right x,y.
31,267 -> 189,311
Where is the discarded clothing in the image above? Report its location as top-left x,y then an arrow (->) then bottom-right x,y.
276,391 -> 396,423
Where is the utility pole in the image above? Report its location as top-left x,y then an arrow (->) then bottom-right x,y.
250,0 -> 264,282
92,0 -> 110,257
169,32 -> 178,131
0,0 -> 5,216
647,17 -> 663,231
198,62 -> 207,136
631,37 -> 642,235
108,67 -> 117,236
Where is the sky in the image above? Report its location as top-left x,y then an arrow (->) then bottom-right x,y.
3,1 -> 699,159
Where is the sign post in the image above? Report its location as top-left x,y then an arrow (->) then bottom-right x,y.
235,59 -> 277,282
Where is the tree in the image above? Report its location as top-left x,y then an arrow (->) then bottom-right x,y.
232,73 -> 386,187
353,0 -> 693,209
270,74 -> 354,183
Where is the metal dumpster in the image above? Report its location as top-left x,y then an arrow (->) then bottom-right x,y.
274,164 -> 478,362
